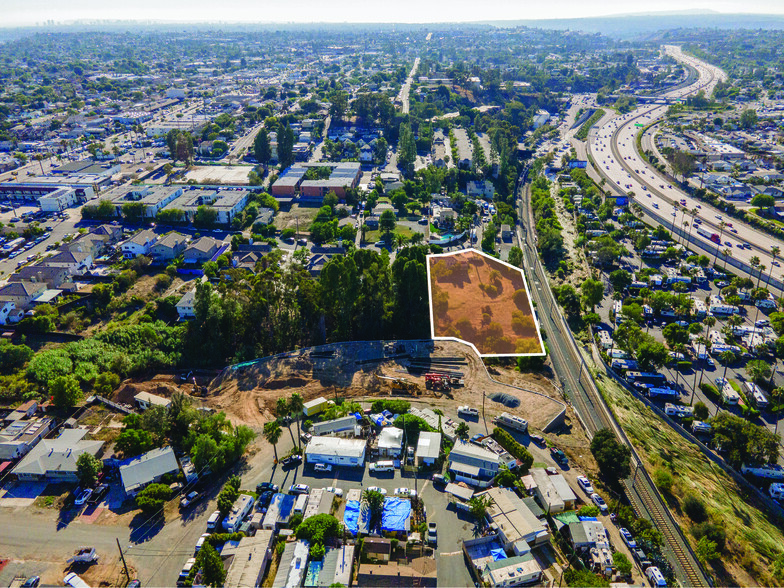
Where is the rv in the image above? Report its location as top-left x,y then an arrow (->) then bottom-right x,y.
611,359 -> 638,372
222,494 -> 254,533
769,483 -> 784,500
721,383 -> 740,405
665,403 -> 694,418
646,566 -> 667,588
647,387 -> 679,400
692,421 -> 712,434
626,372 -> 667,386
492,412 -> 529,433
742,463 -> 784,479
597,330 -> 613,349
756,298 -> 777,310
293,493 -> 309,515
744,382 -> 769,409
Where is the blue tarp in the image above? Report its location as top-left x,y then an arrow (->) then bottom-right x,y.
491,548 -> 508,561
381,497 -> 411,533
578,516 -> 599,521
344,500 -> 360,535
382,410 -> 393,419
372,415 -> 384,426
352,413 -> 362,420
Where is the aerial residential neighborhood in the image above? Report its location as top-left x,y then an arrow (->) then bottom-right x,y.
2,8 -> 784,588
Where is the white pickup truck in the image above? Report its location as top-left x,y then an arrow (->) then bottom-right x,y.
457,406 -> 479,417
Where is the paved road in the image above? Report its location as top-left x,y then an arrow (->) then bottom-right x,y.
397,57 -> 420,114
227,122 -> 263,160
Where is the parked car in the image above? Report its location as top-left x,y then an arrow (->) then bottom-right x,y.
591,493 -> 609,514
180,491 -> 199,508
314,463 -> 333,472
366,486 -> 387,495
550,447 -> 568,464
88,484 -> 110,504
256,482 -> 279,494
432,474 -> 447,485
427,521 -> 438,545
289,484 -> 310,495
280,455 -> 302,468
576,476 -> 594,495
74,488 -> 93,506
620,527 -> 637,548
256,491 -> 274,510
394,487 -> 417,498
300,432 -> 312,445
195,533 -> 210,553
21,576 -> 40,587
529,434 -> 546,446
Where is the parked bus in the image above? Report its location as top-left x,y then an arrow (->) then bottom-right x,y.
2,237 -> 25,253
626,371 -> 667,386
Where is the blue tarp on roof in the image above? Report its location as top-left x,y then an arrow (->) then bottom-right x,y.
578,516 -> 599,522
352,413 -> 362,420
372,415 -> 385,426
381,497 -> 411,533
344,500 -> 360,535
491,548 -> 508,561
382,410 -> 393,419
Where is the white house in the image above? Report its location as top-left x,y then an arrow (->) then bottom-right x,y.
176,289 -> 196,320
416,431 -> 441,466
121,229 -> 158,259
377,427 -> 404,458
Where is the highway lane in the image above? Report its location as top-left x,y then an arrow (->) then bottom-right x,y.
585,47 -> 784,288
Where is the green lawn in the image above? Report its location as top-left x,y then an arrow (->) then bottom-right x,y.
364,226 -> 418,243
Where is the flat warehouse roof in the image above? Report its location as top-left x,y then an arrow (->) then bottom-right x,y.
305,436 -> 366,458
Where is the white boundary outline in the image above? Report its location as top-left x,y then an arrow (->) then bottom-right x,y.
426,247 -> 546,358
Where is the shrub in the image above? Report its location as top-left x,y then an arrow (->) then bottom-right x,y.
492,427 -> 534,472
699,382 -> 720,401
682,494 -> 708,523
578,504 -> 600,517
370,399 -> 410,414
653,468 -> 674,493
691,521 -> 726,552
135,483 -> 172,515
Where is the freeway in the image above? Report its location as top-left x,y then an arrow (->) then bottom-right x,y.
586,47 -> 784,289
517,175 -> 711,586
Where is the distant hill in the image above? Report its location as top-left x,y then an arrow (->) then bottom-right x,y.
479,12 -> 784,38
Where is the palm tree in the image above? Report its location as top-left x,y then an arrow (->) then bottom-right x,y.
768,246 -> 781,296
721,248 -> 732,272
455,422 -> 470,441
468,494 -> 495,530
719,350 -> 737,384
277,397 -> 295,445
750,255 -> 761,286
713,221 -> 727,266
289,393 -> 305,449
364,489 -> 386,531
263,421 -> 282,463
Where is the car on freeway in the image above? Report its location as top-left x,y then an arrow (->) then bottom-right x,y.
289,484 -> 310,495
591,493 -> 609,514
256,482 -> 279,494
576,476 -> 594,494
367,486 -> 387,495
314,463 -> 333,473
325,487 -> 343,497
620,527 -> 637,548
180,491 -> 200,508
280,454 -> 302,468
395,487 -> 417,498
74,488 -> 93,506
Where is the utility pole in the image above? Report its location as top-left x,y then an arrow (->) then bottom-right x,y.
117,538 -> 130,580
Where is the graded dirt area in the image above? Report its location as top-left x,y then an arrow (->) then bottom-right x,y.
204,340 -> 564,433
428,249 -> 543,356
182,165 -> 255,185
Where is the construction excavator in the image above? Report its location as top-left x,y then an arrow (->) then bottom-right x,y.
375,374 -> 421,395
425,373 -> 451,392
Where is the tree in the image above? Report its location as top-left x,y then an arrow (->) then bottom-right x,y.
254,127 -> 271,165
613,552 -> 633,576
115,428 -> 156,457
696,536 -> 719,563
50,374 -> 82,408
609,269 -> 632,293
746,359 -> 772,384
191,434 -> 219,471
122,202 -> 146,223
397,123 -> 416,174
217,479 -> 240,516
295,513 -> 341,544
590,428 -> 631,485
0,340 -> 33,373
693,401 -> 709,420
135,483 -> 172,515
508,246 -> 523,268
455,422 -> 470,440
328,90 -> 348,121
193,205 -> 219,228
379,210 -> 396,240
277,124 -> 295,169
364,489 -> 385,531
198,543 -> 226,587
739,108 -> 758,129
636,340 -> 670,371
669,150 -> 695,180
710,411 -> 780,468
662,323 -> 689,348
580,278 -> 604,311
289,393 -> 305,449
264,420 -> 282,462
76,453 -> 102,487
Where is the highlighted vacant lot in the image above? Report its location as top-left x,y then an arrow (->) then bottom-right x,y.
427,249 -> 544,356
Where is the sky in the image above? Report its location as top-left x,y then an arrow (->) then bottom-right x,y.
2,0 -> 784,26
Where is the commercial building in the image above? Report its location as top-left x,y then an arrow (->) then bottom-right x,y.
13,429 -> 104,483
0,181 -> 96,206
272,162 -> 361,202
305,436 -> 366,467
161,188 -> 250,225
223,531 -> 275,588
105,185 -> 184,218
119,446 -> 180,497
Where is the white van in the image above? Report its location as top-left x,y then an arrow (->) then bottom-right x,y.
646,566 -> 667,587
206,510 -> 221,531
63,573 -> 91,588
692,421 -> 712,434
369,460 -> 395,473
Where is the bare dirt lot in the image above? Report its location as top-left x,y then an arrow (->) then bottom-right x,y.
428,250 -> 543,355
182,165 -> 255,185
204,340 -> 565,433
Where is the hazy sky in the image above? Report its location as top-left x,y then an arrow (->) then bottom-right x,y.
2,0 -> 784,26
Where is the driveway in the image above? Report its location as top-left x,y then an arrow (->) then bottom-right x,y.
0,482 -> 47,507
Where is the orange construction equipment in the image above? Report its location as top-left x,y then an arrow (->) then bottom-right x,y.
425,373 -> 450,391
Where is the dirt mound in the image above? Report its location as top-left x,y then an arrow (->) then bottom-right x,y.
488,392 -> 520,408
